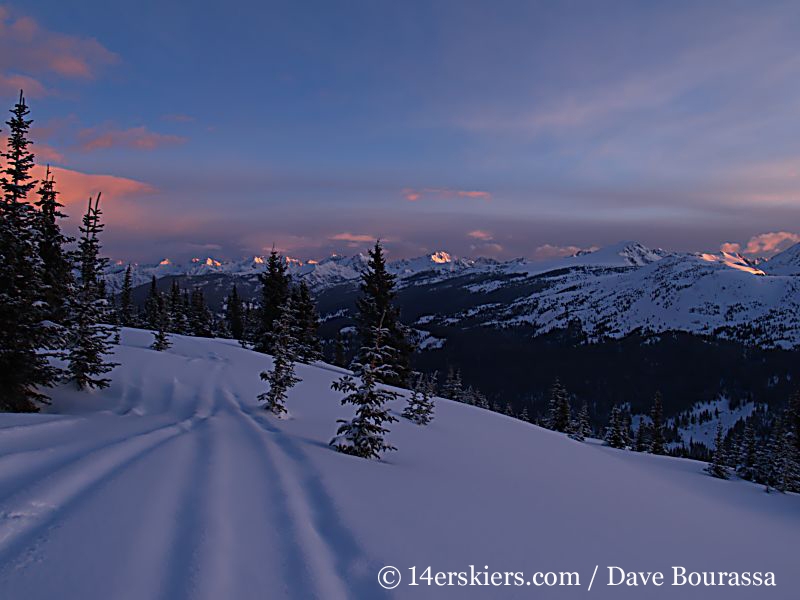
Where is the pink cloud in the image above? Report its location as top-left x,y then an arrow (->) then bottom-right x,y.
532,244 -> 585,259
720,242 -> 741,254
467,229 -> 493,241
330,232 -> 375,243
0,8 -> 117,86
32,164 -> 154,208
77,126 -> 186,151
403,187 -> 492,202
0,72 -> 45,97
33,142 -> 65,163
743,232 -> 800,255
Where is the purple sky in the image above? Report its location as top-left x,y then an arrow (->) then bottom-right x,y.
5,1 -> 800,262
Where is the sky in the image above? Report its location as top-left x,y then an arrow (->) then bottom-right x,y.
4,0 -> 800,262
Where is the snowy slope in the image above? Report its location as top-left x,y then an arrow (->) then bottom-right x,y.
0,331 -> 797,599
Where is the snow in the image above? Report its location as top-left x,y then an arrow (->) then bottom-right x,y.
674,397 -> 758,448
2,330 -> 797,599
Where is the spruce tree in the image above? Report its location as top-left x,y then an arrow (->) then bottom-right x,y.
258,299 -> 300,416
290,281 -> 322,363
573,401 -> 592,440
225,284 -> 245,340
333,331 -> 347,367
520,406 -> 531,422
635,422 -> 649,452
355,241 -> 412,386
66,194 -> 116,390
190,288 -> 213,337
119,264 -> 134,327
254,248 -> 290,353
442,366 -> 464,401
402,372 -> 436,425
546,379 -> 571,432
649,391 -> 666,455
144,275 -> 160,329
706,422 -> 729,479
34,166 -> 73,323
737,422 -> 758,480
331,315 -> 399,459
605,405 -> 629,449
0,90 -> 57,411
151,294 -> 172,351
167,280 -> 185,334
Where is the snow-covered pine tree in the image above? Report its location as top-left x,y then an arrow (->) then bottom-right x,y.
119,264 -> 135,327
737,421 -> 758,480
355,240 -> 412,386
190,288 -> 213,337
225,284 -> 245,341
649,391 -> 666,455
34,166 -> 73,324
0,90 -> 60,411
254,248 -> 290,353
605,405 -> 627,449
706,422 -> 729,479
144,275 -> 160,329
402,372 -> 436,425
66,194 -> 117,390
258,299 -> 300,416
474,388 -> 490,409
520,406 -> 531,422
546,379 -> 571,432
331,315 -> 399,459
635,421 -> 649,452
442,366 -> 464,401
290,280 -> 322,363
572,401 -> 592,440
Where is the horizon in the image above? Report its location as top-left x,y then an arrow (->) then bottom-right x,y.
5,1 -> 800,262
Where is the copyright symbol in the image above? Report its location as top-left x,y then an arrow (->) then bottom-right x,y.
378,565 -> 401,590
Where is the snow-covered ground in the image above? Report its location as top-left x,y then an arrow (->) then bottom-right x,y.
0,330 -> 797,599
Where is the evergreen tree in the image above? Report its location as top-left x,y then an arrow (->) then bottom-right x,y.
520,406 -> 531,422
225,284 -> 245,340
331,315 -> 399,459
34,166 -> 73,323
354,241 -> 412,386
546,379 -> 571,432
254,248 -> 290,353
649,391 -> 666,455
333,331 -> 347,367
66,194 -> 116,390
119,265 -> 134,327
166,280 -> 185,334
706,422 -> 729,479
635,421 -> 649,452
573,401 -> 592,440
402,372 -> 436,425
737,422 -> 758,480
442,366 -> 464,401
0,90 -> 58,411
144,275 -> 160,329
190,288 -> 213,337
258,299 -> 300,416
151,294 -> 172,351
291,281 -> 322,362
605,405 -> 628,449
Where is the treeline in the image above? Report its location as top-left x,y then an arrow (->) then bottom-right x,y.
1,91 -> 117,412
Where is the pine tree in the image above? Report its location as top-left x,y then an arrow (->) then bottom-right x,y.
649,391 -> 666,455
0,90 -> 58,411
166,280 -> 185,334
573,401 -> 592,440
605,405 -> 629,449
151,293 -> 172,351
34,166 -> 73,323
442,366 -> 463,401
254,248 -> 290,353
190,288 -> 213,337
333,331 -> 347,367
706,422 -> 729,479
520,406 -> 531,422
66,194 -> 116,389
119,265 -> 134,327
331,315 -> 399,459
144,275 -> 160,329
225,284 -> 245,340
737,422 -> 758,480
258,299 -> 301,416
635,421 -> 649,452
355,241 -> 412,386
290,281 -> 322,362
546,379 -> 571,433
402,372 -> 436,425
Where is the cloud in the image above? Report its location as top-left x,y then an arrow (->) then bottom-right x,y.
720,242 -> 741,254
77,126 -> 186,151
0,7 -> 117,91
741,232 -> 800,255
31,164 -> 154,208
0,72 -> 45,97
467,229 -> 493,241
532,244 -> 585,259
329,232 -> 375,243
402,187 -> 492,202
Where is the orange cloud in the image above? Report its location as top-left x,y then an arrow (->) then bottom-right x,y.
31,164 -> 154,208
403,187 -> 492,202
0,7 -> 117,88
743,232 -> 800,255
330,232 -> 375,243
467,229 -> 493,241
720,242 -> 741,254
77,126 -> 186,151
